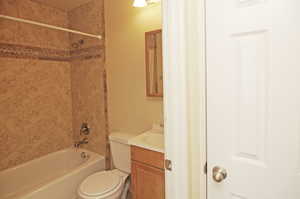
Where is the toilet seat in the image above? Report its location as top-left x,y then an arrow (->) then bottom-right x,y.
78,171 -> 122,198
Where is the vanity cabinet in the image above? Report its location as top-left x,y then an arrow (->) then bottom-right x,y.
131,146 -> 165,199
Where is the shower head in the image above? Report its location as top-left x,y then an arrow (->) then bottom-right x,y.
78,39 -> 84,45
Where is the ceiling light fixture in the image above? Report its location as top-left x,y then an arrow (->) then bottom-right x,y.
133,0 -> 161,7
133,0 -> 148,7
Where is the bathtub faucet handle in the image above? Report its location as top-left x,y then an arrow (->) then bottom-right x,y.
82,137 -> 88,144
80,123 -> 90,135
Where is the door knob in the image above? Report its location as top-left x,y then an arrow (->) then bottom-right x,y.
212,166 -> 227,183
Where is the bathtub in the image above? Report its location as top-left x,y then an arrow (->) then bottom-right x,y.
0,148 -> 105,199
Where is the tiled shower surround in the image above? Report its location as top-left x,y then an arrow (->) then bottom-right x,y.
0,0 -> 109,171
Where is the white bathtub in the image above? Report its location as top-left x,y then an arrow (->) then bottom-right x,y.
0,148 -> 105,199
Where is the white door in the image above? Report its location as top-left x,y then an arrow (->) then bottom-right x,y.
207,0 -> 300,198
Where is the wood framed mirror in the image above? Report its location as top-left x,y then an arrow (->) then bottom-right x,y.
145,29 -> 163,97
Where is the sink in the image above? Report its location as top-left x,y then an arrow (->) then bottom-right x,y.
129,131 -> 164,153
140,133 -> 164,149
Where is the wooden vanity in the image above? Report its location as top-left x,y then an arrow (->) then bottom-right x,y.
130,146 -> 165,199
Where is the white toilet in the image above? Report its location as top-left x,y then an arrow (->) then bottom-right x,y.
77,133 -> 134,199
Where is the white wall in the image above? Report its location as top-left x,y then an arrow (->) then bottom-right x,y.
105,0 -> 163,134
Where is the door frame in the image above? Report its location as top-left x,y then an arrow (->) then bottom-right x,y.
162,0 -> 207,198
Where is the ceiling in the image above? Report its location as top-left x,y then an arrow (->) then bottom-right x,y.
33,0 -> 94,11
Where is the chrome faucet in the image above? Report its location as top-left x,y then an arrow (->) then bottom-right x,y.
74,137 -> 89,148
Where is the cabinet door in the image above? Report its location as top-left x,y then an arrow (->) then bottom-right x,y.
131,161 -> 165,199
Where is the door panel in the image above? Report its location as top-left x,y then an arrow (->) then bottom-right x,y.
207,0 -> 300,198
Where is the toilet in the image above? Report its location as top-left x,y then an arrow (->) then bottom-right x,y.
77,133 -> 134,199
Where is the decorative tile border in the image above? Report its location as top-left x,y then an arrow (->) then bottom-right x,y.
0,43 -> 70,61
70,45 -> 104,61
0,43 -> 104,61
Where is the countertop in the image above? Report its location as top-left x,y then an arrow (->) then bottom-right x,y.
128,129 -> 164,153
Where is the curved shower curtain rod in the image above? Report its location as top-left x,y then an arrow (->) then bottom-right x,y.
0,15 -> 102,40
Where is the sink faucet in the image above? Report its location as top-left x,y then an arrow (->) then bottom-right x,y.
74,137 -> 89,148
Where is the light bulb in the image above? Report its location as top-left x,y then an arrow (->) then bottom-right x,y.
133,0 -> 148,7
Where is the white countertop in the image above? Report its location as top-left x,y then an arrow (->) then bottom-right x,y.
128,130 -> 164,153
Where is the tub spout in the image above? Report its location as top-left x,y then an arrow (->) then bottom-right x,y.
74,137 -> 89,148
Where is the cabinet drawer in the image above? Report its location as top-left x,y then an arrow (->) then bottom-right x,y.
131,146 -> 164,169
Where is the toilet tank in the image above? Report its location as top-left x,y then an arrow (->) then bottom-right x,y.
109,132 -> 135,173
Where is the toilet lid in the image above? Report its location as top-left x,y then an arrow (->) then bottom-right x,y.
79,171 -> 121,196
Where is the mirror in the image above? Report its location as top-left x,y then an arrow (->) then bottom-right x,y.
145,29 -> 163,97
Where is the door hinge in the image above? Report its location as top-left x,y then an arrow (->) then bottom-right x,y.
165,159 -> 172,171
204,162 -> 207,175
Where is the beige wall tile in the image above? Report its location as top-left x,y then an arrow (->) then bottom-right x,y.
68,0 -> 105,48
69,0 -> 107,156
0,58 -> 73,171
0,0 -> 19,16
0,0 -> 70,50
71,58 -> 107,155
0,0 -> 107,171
